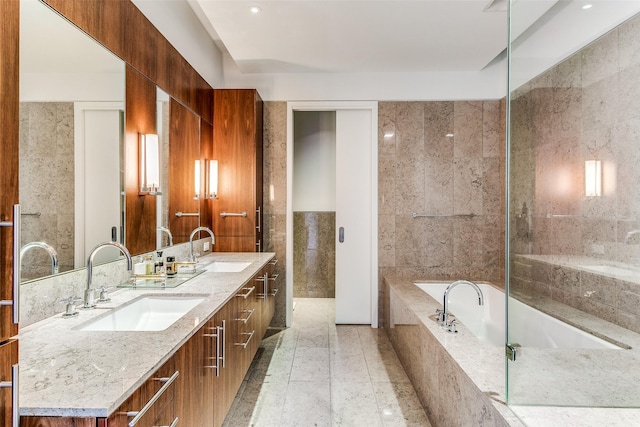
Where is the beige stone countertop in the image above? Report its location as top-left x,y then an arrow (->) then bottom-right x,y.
18,251 -> 275,418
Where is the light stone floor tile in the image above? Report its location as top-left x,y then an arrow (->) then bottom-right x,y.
223,298 -> 432,427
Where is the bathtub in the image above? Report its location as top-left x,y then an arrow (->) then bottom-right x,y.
414,282 -> 620,350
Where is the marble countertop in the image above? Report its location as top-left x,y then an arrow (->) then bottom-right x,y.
19,252 -> 275,418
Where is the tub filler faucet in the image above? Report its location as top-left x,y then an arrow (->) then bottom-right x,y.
437,280 -> 484,331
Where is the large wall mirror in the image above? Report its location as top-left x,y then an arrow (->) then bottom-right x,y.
19,0 -> 202,283
19,0 -> 126,281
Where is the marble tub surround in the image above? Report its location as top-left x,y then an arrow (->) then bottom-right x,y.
384,276 -> 519,427
19,238 -> 214,327
293,211 -> 335,298
19,251 -> 275,417
512,254 -> 640,335
386,276 -> 640,425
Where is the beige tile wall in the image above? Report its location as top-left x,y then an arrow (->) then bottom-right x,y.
293,211 -> 336,298
19,102 -> 75,280
263,100 -> 505,327
509,13 -> 640,329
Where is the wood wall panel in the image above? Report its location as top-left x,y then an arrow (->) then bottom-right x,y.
125,65 -> 157,255
168,99 -> 201,243
42,0 -> 212,123
0,340 -> 18,427
0,0 -> 20,342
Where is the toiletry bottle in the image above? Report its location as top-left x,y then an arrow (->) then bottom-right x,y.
155,251 -> 164,274
144,254 -> 154,275
166,256 -> 176,277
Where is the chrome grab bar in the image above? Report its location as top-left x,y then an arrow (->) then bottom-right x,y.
412,212 -> 476,218
220,211 -> 247,218
236,286 -> 255,299
237,309 -> 255,324
0,364 -> 19,427
21,212 -> 40,217
126,370 -> 179,426
0,204 -> 20,323
175,212 -> 200,218
235,330 -> 255,349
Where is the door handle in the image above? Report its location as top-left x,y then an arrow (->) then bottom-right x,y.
111,226 -> 117,242
339,227 -> 344,243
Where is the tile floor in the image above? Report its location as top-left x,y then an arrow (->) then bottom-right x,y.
222,298 -> 432,427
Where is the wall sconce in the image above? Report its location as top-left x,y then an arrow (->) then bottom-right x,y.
139,133 -> 160,195
206,160 -> 218,200
585,160 -> 602,197
194,159 -> 201,200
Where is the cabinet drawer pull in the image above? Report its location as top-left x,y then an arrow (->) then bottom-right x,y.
268,274 -> 279,281
235,330 -> 255,348
126,371 -> 179,426
0,364 -> 19,427
256,206 -> 261,232
154,417 -> 179,427
269,288 -> 279,297
204,324 -> 224,376
0,204 -> 20,324
268,258 -> 278,266
255,272 -> 268,300
236,286 -> 255,299
237,309 -> 255,324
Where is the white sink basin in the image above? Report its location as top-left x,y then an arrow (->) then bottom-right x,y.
205,261 -> 252,273
77,295 -> 206,332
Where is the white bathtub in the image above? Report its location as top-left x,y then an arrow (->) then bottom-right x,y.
415,282 -> 620,350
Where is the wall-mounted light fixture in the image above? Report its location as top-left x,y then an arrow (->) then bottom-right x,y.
585,160 -> 602,197
206,159 -> 218,200
139,133 -> 160,195
194,159 -> 201,200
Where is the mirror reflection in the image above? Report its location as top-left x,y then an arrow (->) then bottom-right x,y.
19,0 -> 125,281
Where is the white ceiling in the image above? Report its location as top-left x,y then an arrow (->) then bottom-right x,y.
189,0 -> 513,74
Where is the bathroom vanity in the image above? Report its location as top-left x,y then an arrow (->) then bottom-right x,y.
18,252 -> 278,427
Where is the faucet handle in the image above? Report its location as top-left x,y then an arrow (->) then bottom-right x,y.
59,296 -> 82,318
446,319 -> 458,333
435,309 -> 445,324
96,286 -> 113,303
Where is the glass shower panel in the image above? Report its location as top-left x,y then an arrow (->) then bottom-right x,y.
507,0 -> 640,410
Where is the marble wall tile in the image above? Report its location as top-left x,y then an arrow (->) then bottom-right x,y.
619,13 -> 640,70
424,101 -> 454,158
293,211 -> 335,298
378,214 -> 396,268
483,101 -> 502,158
581,76 -> 619,135
617,64 -> 640,124
581,27 -> 619,87
424,157 -> 453,215
453,101 -> 483,158
453,157 -> 483,215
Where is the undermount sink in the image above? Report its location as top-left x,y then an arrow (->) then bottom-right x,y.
204,261 -> 252,273
77,294 -> 206,332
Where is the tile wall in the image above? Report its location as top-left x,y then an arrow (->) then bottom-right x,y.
509,12 -> 640,329
293,211 -> 336,298
19,102 -> 75,280
262,100 -> 505,327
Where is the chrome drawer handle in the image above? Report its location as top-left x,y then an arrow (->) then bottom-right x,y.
268,258 -> 278,266
126,371 -> 179,426
154,417 -> 179,427
269,288 -> 279,297
237,309 -> 255,324
268,274 -> 279,281
0,204 -> 20,323
236,286 -> 255,299
235,330 -> 255,349
0,364 -> 19,427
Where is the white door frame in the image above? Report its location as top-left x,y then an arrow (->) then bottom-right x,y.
286,101 -> 378,327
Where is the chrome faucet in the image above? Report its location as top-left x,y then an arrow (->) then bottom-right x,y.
84,241 -> 132,309
438,280 -> 484,328
157,226 -> 174,246
21,241 -> 59,275
189,226 -> 215,262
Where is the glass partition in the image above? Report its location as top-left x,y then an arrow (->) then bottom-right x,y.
507,0 -> 640,414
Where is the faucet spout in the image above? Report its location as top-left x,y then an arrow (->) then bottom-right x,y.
21,241 -> 59,275
157,226 -> 174,246
85,241 -> 132,308
189,226 -> 215,262
441,280 -> 484,327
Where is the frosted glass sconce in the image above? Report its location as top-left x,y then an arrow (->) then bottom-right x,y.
194,159 -> 201,200
139,133 -> 160,195
585,160 -> 602,197
206,160 -> 218,200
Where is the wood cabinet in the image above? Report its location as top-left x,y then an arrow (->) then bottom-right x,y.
0,340 -> 18,427
212,89 -> 263,252
20,256 -> 276,427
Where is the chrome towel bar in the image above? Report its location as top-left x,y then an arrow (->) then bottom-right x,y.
412,213 -> 476,218
220,211 -> 247,218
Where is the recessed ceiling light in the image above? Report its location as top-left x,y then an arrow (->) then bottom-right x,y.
249,5 -> 262,14
582,4 -> 593,9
